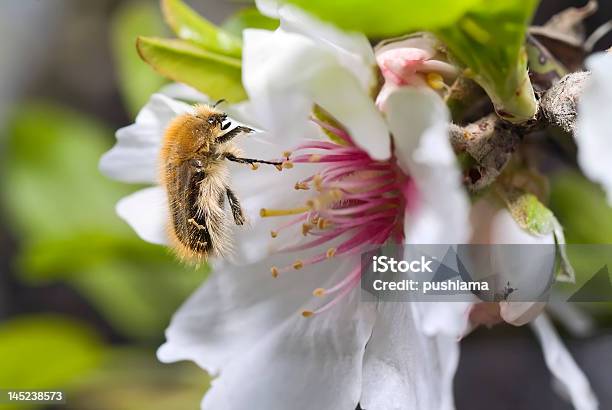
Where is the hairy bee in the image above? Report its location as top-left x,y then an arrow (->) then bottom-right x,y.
160,103 -> 282,263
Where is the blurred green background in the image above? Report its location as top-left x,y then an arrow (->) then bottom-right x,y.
0,1 -> 611,410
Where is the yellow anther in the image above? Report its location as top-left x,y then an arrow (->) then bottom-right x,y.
310,215 -> 320,224
260,206 -> 309,217
282,151 -> 292,159
313,175 -> 323,191
302,310 -> 314,318
326,248 -> 337,258
282,161 -> 294,169
330,189 -> 343,201
271,267 -> 279,278
294,181 -> 310,190
317,218 -> 331,230
274,163 -> 283,171
293,260 -> 304,270
251,163 -> 259,170
426,73 -> 445,90
309,154 -> 322,162
270,230 -> 278,238
302,223 -> 313,236
313,288 -> 326,297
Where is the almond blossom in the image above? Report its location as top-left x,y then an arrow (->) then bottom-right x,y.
99,2 -> 598,409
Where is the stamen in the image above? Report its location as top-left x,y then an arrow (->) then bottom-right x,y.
317,218 -> 332,230
303,275 -> 360,317
251,163 -> 259,170
295,181 -> 310,190
261,115 -> 410,317
313,175 -> 323,191
302,223 -> 313,236
260,206 -> 310,217
426,72 -> 446,91
306,190 -> 343,210
313,288 -> 326,297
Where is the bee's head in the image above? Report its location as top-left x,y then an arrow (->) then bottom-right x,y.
194,105 -> 231,131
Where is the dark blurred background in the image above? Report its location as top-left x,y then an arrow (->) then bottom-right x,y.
0,1 -> 611,409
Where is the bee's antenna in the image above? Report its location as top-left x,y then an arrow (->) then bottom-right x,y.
213,99 -> 227,108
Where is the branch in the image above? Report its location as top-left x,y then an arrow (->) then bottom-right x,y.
450,114 -> 521,191
450,71 -> 589,192
539,71 -> 590,134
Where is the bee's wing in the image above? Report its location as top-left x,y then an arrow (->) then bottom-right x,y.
166,161 -> 214,254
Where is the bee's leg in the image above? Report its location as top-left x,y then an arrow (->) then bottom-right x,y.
216,126 -> 255,144
226,187 -> 245,225
224,153 -> 283,169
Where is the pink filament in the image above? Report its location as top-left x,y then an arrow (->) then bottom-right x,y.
267,117 -> 418,316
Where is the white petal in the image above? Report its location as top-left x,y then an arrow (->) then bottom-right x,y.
159,82 -> 210,104
416,301 -> 471,338
278,5 -> 376,91
116,187 -> 168,245
242,28 -> 390,160
158,256 -> 375,410
385,88 -> 470,244
255,0 -> 280,18
531,315 -> 598,410
310,65 -> 391,160
361,302 -> 459,410
470,198 -> 555,325
576,52 -> 612,205
500,301 -> 546,326
99,94 -> 192,184
242,29 -> 320,144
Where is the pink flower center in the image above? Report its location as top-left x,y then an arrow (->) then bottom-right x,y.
260,117 -> 416,317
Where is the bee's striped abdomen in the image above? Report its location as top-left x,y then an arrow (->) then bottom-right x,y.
168,161 -> 214,257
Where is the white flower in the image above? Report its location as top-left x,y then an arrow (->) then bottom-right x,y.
576,52 -> 612,205
469,196 -> 553,326
100,5 -> 473,409
467,197 -> 598,410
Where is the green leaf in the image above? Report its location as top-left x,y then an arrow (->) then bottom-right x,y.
0,315 -> 102,389
550,171 -> 612,244
501,188 -> 555,235
283,0 -> 538,122
222,7 -> 280,37
68,349 -> 210,410
1,104 -> 131,239
161,0 -> 242,57
137,36 -> 246,102
437,0 -> 539,123
284,0 -> 482,37
111,1 -> 168,117
69,260 -> 207,342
